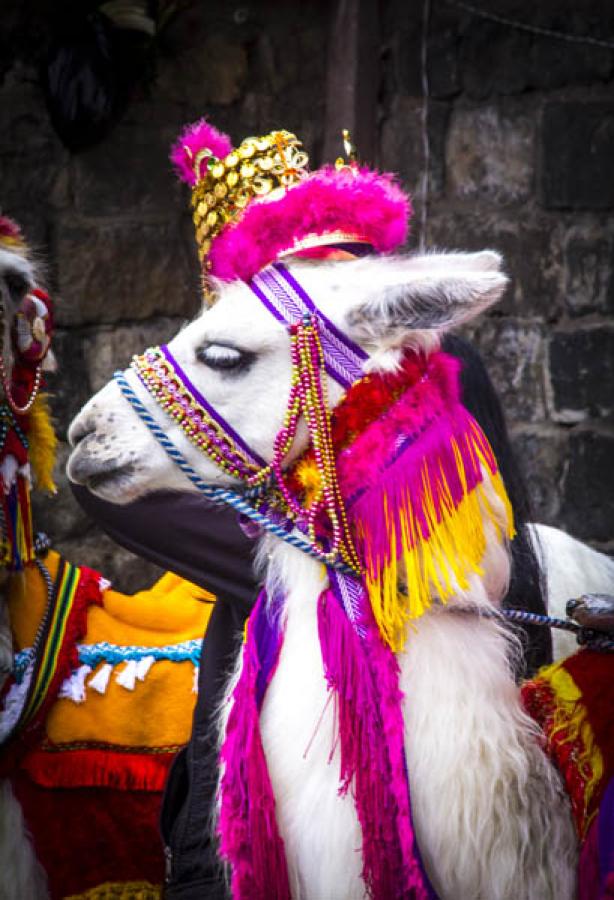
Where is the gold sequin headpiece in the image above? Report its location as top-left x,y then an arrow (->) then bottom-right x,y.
171,119 -> 410,284
191,131 -> 309,263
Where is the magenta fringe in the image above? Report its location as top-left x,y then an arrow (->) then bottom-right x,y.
342,399 -> 497,579
218,595 -> 291,900
318,588 -> 430,899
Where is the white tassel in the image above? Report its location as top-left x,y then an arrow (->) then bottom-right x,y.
17,462 -> 32,486
1,456 -> 18,493
98,577 -> 112,592
192,665 -> 199,694
115,659 -> 138,690
88,662 -> 113,695
136,655 -> 155,682
58,665 -> 92,704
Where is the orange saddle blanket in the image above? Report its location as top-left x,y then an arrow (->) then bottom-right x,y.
1,550 -> 214,900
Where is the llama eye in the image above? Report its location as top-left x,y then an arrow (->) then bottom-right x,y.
196,343 -> 252,372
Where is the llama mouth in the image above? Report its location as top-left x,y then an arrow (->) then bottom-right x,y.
85,464 -> 136,491
67,445 -> 136,492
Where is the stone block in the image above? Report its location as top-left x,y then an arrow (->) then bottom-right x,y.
0,64 -> 70,238
559,430 -> 614,542
156,35 -> 247,108
547,328 -> 614,423
380,95 -> 449,196
462,319 -> 546,424
381,2 -> 459,99
446,106 -> 534,204
54,217 -> 201,327
509,426 -> 567,523
459,9 -> 613,99
562,223 -> 614,317
45,329 -> 92,438
71,123 -> 181,218
82,316 -> 186,393
541,103 -> 614,210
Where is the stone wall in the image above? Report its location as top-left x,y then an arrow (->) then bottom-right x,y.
1,0 -> 613,589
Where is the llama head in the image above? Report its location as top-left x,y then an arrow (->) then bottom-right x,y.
0,234 -> 36,366
67,249 -> 508,506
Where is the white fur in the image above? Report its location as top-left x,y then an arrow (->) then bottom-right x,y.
67,250 -> 579,898
530,523 -> 614,660
0,780 -> 48,900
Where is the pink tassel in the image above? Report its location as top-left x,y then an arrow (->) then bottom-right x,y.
218,596 -> 290,900
170,119 -> 233,185
318,589 -> 430,899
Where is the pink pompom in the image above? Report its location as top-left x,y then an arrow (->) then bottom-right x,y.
170,119 -> 233,186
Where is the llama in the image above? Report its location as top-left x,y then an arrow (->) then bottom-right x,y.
0,218 -> 213,900
67,247 -> 579,898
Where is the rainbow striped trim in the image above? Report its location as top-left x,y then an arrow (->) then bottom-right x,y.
12,559 -> 81,734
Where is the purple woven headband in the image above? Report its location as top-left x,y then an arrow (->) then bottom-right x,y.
249,262 -> 368,388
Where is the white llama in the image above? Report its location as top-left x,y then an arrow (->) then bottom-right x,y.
68,250 -> 580,899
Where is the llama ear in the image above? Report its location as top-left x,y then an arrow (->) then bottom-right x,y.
345,251 -> 508,344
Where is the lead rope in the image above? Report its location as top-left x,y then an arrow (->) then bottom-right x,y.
453,605 -> 614,652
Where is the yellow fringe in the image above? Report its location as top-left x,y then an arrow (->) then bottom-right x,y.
64,881 -> 162,900
365,435 -> 515,652
27,394 -> 58,493
294,456 -> 322,508
538,660 -> 604,835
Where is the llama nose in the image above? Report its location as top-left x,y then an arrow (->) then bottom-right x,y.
68,416 -> 96,448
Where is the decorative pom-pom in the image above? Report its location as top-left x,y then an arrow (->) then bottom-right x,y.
170,119 -> 233,186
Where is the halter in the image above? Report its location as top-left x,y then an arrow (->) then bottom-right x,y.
117,261 -> 368,579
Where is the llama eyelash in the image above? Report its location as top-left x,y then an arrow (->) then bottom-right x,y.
196,343 -> 255,374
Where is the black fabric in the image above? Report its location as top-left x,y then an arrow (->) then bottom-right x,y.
71,485 -> 257,898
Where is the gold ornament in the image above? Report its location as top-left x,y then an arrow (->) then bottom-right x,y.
190,130 -> 310,264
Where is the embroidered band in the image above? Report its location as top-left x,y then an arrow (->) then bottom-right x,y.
249,262 -> 368,388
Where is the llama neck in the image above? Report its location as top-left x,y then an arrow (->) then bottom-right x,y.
256,535 -> 327,610
399,607 -> 576,899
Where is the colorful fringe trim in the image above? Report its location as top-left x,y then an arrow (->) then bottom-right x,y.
218,590 -> 290,900
318,584 -> 431,898
522,650 -> 614,839
219,583 -> 435,900
0,558 -> 104,773
336,352 -> 514,650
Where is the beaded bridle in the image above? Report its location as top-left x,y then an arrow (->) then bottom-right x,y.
117,260 -> 367,577
115,260 -> 614,652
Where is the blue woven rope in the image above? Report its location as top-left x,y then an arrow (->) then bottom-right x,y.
13,638 -> 203,681
470,607 -> 614,652
113,371 -> 358,575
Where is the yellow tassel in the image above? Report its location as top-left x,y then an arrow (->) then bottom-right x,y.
538,660 -> 604,836
27,394 -> 58,494
294,456 -> 322,508
365,432 -> 516,652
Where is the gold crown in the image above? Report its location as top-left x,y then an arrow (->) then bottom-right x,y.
191,130 -> 309,264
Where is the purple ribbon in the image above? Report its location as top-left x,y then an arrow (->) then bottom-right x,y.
249,263 -> 368,388
159,343 -> 266,467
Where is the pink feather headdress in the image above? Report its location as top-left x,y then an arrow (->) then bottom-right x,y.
170,120 -> 410,284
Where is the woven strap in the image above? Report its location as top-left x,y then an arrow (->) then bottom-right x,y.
250,262 -> 367,388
